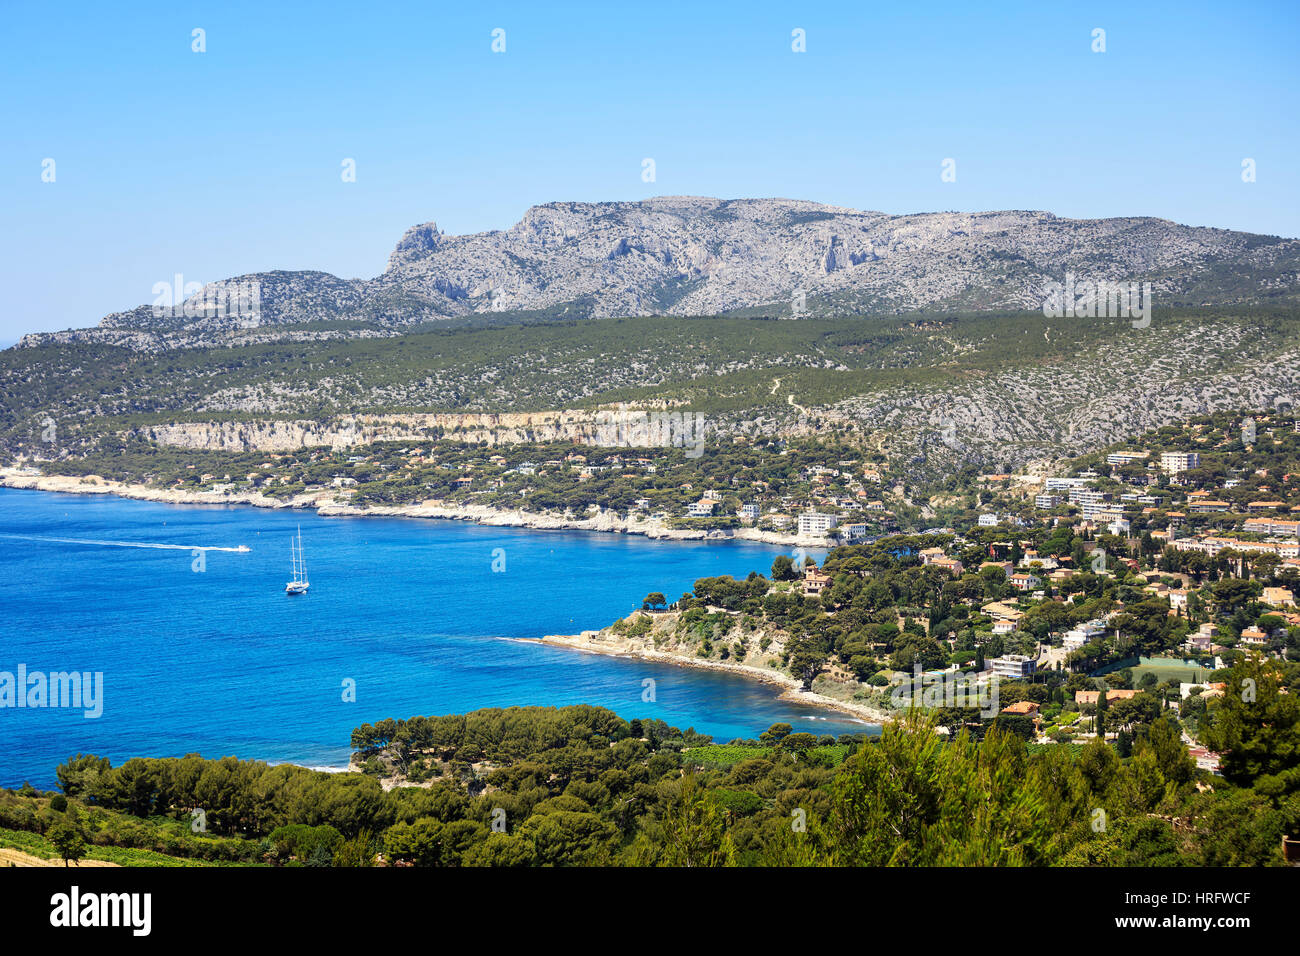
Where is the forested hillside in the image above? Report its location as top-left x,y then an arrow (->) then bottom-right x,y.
6,307 -> 1300,483
3,676 -> 1294,867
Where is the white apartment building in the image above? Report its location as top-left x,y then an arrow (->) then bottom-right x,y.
1106,451 -> 1149,467
1078,498 -> 1116,517
1160,451 -> 1201,473
798,512 -> 839,536
1069,487 -> 1107,507
987,655 -> 1036,679
1063,619 -> 1106,650
1044,477 -> 1088,492
1243,517 -> 1300,538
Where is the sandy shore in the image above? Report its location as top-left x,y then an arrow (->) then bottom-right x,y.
0,469 -> 830,548
536,630 -> 893,727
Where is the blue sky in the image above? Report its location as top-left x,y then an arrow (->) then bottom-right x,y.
1,0 -> 1297,339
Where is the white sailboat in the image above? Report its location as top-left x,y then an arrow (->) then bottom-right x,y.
285,525 -> 310,595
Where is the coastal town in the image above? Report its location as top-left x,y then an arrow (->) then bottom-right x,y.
1,431 -> 908,545
7,407 -> 1300,550
530,409 -> 1300,789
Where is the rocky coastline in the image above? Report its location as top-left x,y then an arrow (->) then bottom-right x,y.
538,624 -> 894,728
0,469 -> 832,548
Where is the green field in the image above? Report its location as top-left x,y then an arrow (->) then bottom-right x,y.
1098,656 -> 1217,685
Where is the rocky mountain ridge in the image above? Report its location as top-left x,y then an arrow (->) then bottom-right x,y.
18,197 -> 1300,349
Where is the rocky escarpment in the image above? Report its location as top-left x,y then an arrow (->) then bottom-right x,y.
137,408 -> 686,452
383,197 -> 1298,321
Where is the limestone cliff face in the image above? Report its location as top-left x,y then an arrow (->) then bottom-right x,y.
543,608 -> 796,684
538,610 -> 895,724
141,410 -> 640,452
377,199 -> 1300,320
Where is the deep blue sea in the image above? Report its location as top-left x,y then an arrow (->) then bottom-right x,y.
0,488 -> 870,788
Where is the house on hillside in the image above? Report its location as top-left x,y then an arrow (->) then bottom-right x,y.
1001,700 -> 1040,717
802,566 -> 832,597
1009,572 -> 1041,591
1075,689 -> 1138,706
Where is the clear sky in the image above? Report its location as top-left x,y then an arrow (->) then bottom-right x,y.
1,0 -> 1296,340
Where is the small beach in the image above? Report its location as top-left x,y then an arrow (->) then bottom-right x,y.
537,631 -> 892,726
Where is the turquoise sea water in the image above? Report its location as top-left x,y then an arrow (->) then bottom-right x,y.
0,488 -> 870,787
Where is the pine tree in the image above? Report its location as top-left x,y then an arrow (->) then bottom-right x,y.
1116,728 -> 1132,758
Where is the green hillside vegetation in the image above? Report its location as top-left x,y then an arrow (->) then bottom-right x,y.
6,306 -> 1296,456
7,681 -> 1294,866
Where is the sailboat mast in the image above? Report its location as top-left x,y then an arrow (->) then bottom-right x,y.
284,524 -> 310,594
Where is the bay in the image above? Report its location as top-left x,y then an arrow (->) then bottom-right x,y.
0,488 -> 871,788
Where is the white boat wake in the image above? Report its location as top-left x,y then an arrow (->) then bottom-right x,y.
0,533 -> 250,553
